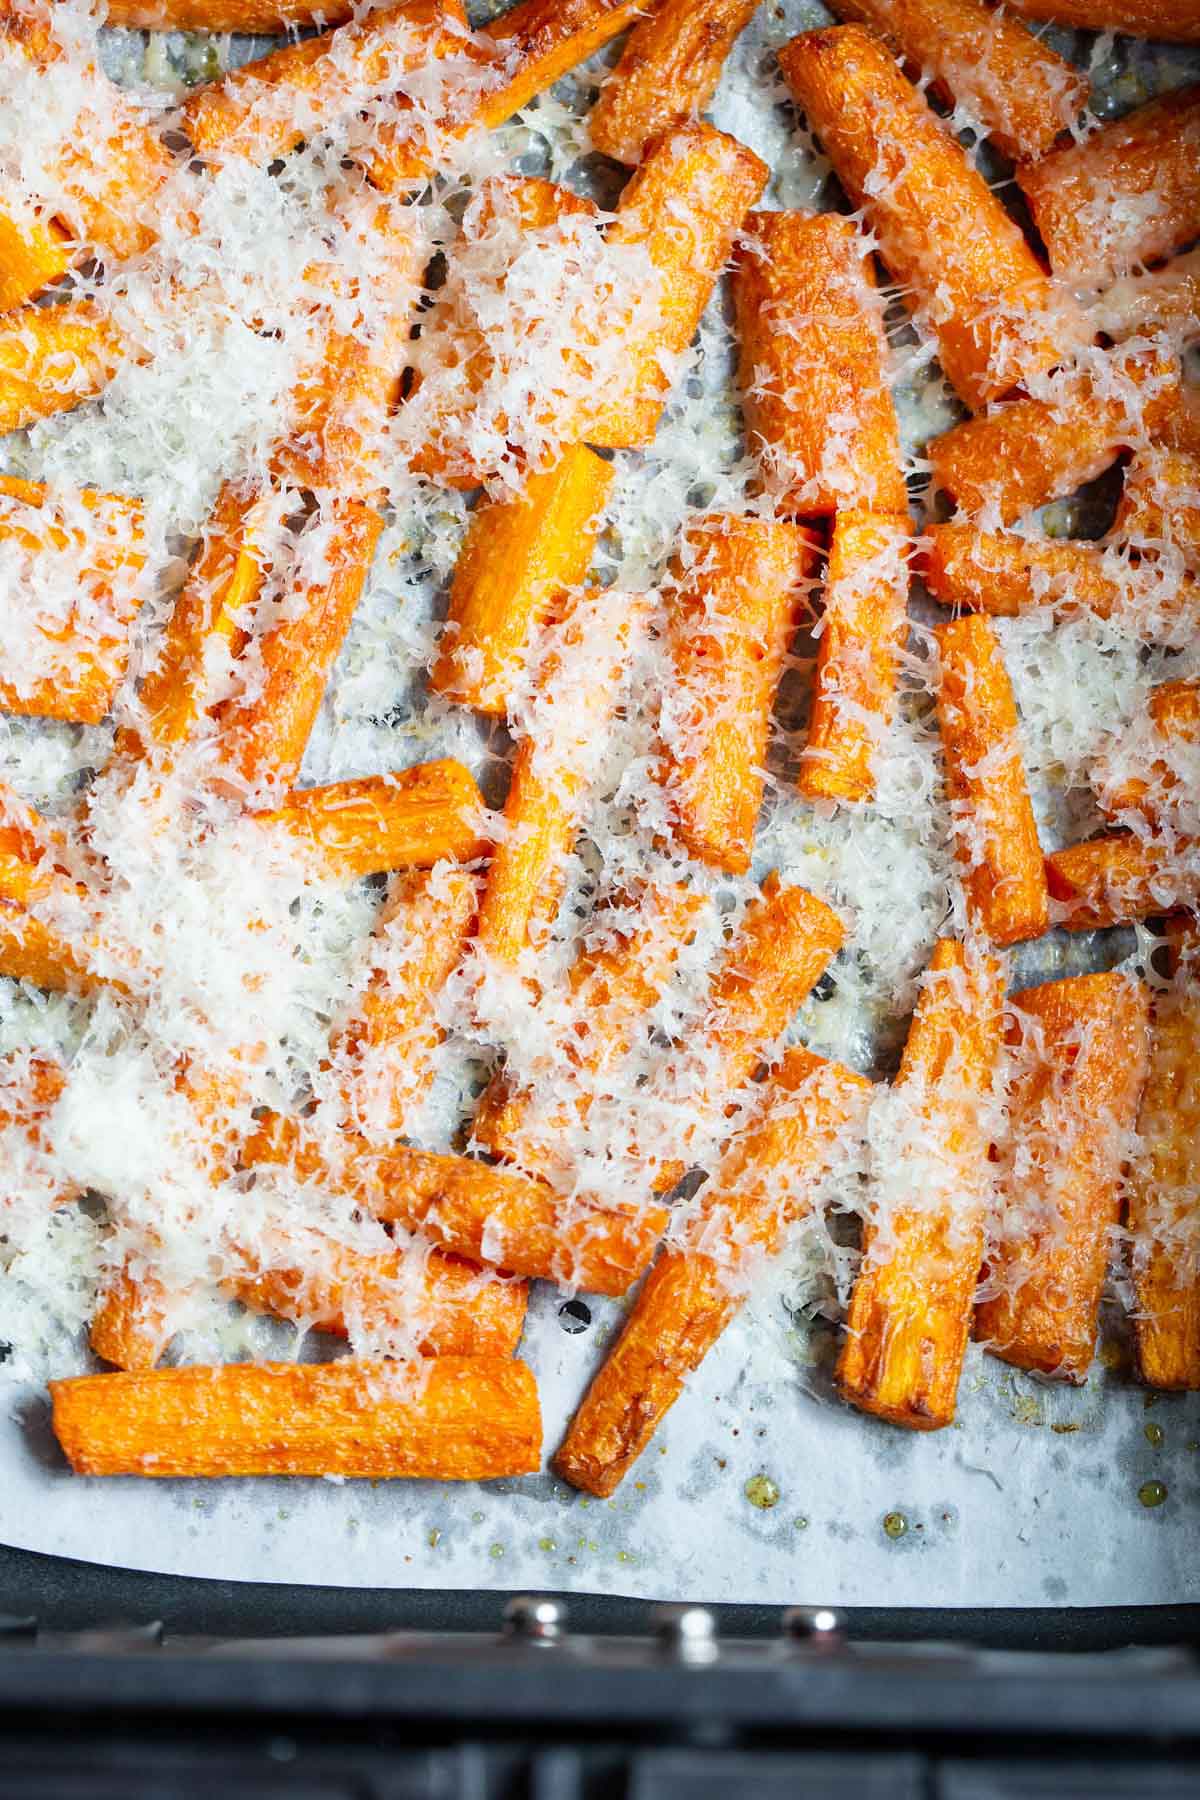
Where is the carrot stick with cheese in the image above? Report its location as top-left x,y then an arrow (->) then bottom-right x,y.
51,1356 -> 543,1479
977,971 -> 1151,1381
1000,0 -> 1200,39
1094,678 -> 1200,824
935,614 -> 1049,947
777,24 -> 1067,411
0,784 -> 106,993
1017,85 -> 1200,285
0,300 -> 124,437
659,515 -> 813,872
556,1046 -> 872,1495
89,1265 -> 173,1373
430,445 -> 615,716
1091,247 -> 1200,346
1046,834 -> 1199,930
731,211 -> 909,521
0,192 -> 71,313
838,939 -> 1003,1429
1114,448 -> 1200,570
825,0 -> 1086,160
799,510 -> 910,806
588,0 -> 762,165
105,0 -> 353,25
257,763 -> 489,881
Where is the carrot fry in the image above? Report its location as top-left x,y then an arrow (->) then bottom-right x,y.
477,586 -> 646,966
0,194 -> 71,312
105,0 -> 352,24
1114,447 -> 1200,570
1096,678 -> 1200,823
243,1112 -> 669,1294
0,300 -> 123,436
589,0 -> 761,164
927,351 -> 1184,525
0,784 -> 105,992
732,212 -> 909,521
1127,920 -> 1200,1390
431,445 -> 615,716
51,1355 -> 543,1479
213,499 -> 383,799
1000,0 -> 1200,39
1046,834 -> 1199,930
1017,85 -> 1200,285
660,515 -> 813,872
556,1046 -> 872,1494
777,24 -> 1067,411
1091,247 -> 1200,346
977,971 -> 1150,1381
89,1265 -> 173,1372
935,614 -> 1048,947
327,865 -> 477,1137
259,763 -> 488,881
473,881 -> 710,1172
825,0 -> 1086,160
838,939 -> 1004,1429
799,509 -> 910,806
0,1051 -> 64,1140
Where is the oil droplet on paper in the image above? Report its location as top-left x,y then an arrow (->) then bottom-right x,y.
1138,1480 -> 1168,1509
882,1511 -> 908,1540
744,1473 -> 779,1510
1144,1421 -> 1165,1448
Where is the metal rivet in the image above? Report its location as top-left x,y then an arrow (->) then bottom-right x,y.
652,1603 -> 719,1663
503,1595 -> 566,1644
782,1605 -> 843,1648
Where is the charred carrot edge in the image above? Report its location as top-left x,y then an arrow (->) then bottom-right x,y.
259,762 -> 489,881
1017,84 -> 1200,285
661,515 -> 812,872
652,871 -> 846,1191
777,24 -> 1065,411
105,0 -> 352,24
732,212 -> 909,521
935,614 -> 1048,947
214,499 -> 383,798
0,196 -> 72,312
977,971 -> 1151,1381
473,881 -> 710,1171
1091,247 -> 1200,345
1114,447 -> 1200,569
556,1046 -> 872,1494
1002,0 -> 1200,39
0,300 -> 124,436
824,0 -> 1086,160
51,1356 -> 543,1479
926,351 -> 1183,525
329,865 -> 478,1136
584,123 -> 768,449
1046,834 -> 1198,930
244,1112 -> 668,1295
228,1237 -> 528,1358
589,0 -> 761,164
431,446 -> 615,716
1098,677 -> 1200,822
837,939 -> 1004,1429
799,509 -> 910,806
89,1266 -> 173,1372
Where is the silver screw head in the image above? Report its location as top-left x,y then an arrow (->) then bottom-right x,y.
652,1603 -> 719,1662
503,1595 -> 566,1643
782,1605 -> 843,1646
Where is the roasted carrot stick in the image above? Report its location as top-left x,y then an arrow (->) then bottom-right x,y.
1091,247 -> 1200,346
0,300 -> 123,436
1046,834 -> 1199,930
977,971 -> 1150,1381
51,1355 -> 543,1479
213,499 -> 383,799
258,763 -> 488,881
777,24 -> 1066,411
732,212 -> 909,521
1127,918 -> 1200,1390
838,939 -> 1004,1429
927,351 -> 1185,525
1096,678 -> 1200,823
430,445 -> 615,716
660,515 -> 812,872
0,194 -> 71,313
0,784 -> 105,993
105,0 -> 352,24
556,1046 -> 872,1495
243,1112 -> 669,1294
1114,447 -> 1200,569
476,586 -> 646,966
589,0 -> 761,164
473,881 -> 710,1173
1001,0 -> 1200,39
1017,85 -> 1200,285
798,510 -> 910,805
935,615 -> 1049,947
89,1265 -> 173,1373
825,0 -> 1086,160
326,865 -> 477,1137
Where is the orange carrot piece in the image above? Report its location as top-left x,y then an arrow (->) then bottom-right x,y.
51,1355 -> 543,1479
838,939 -> 1003,1429
1091,247 -> 1200,346
1098,678 -> 1200,822
589,0 -> 761,164
1046,834 -> 1199,930
0,194 -> 71,312
0,784 -> 106,993
0,300 -> 123,436
556,1046 -> 872,1494
777,24 -> 1067,411
430,445 -> 615,716
259,762 -> 488,881
0,1051 -> 64,1140
244,1111 -> 669,1294
473,881 -> 710,1172
1017,85 -> 1200,285
660,515 -> 812,872
799,509 -> 910,806
90,1265 -> 173,1372
977,971 -> 1150,1381
106,0 -> 352,23
935,614 -> 1049,948
1001,0 -> 1200,39
732,212 -> 909,521
1115,447 -> 1200,569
